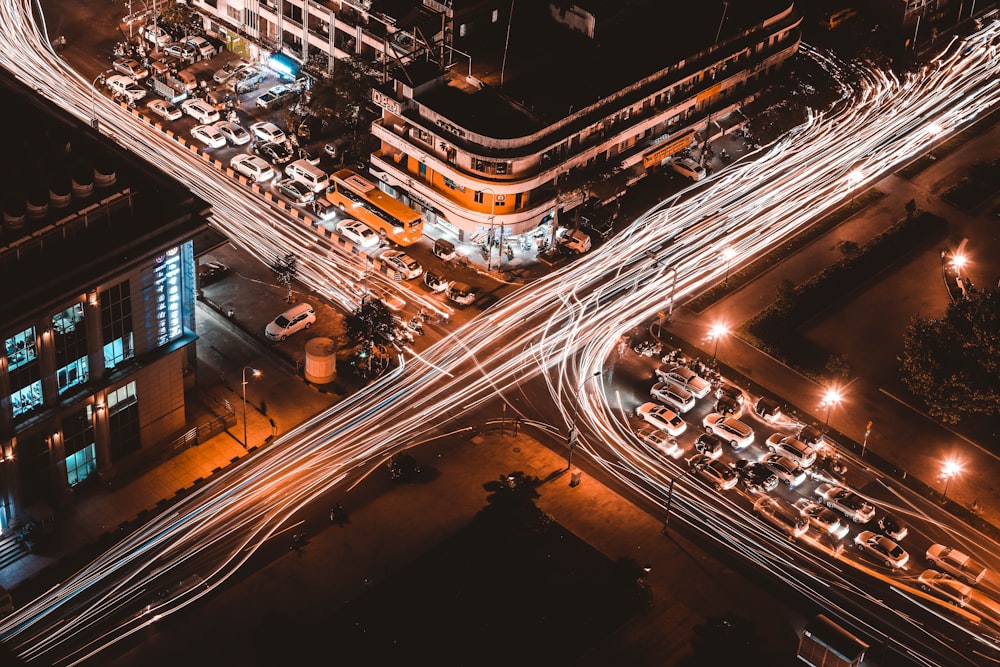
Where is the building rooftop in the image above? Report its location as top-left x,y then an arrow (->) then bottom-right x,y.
0,67 -> 211,323
412,0 -> 794,137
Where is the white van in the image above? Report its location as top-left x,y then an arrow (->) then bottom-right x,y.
106,74 -> 147,103
186,36 -> 217,59
181,98 -> 220,124
285,159 -> 329,193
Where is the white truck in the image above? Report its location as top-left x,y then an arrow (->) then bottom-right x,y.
926,544 -> 987,585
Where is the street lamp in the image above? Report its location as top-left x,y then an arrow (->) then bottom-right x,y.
941,458 -> 962,502
847,169 -> 862,207
482,187 -> 497,272
708,323 -> 728,365
951,251 -> 967,280
91,69 -> 113,130
722,247 -> 736,286
567,370 -> 602,470
242,366 -> 261,449
821,387 -> 842,432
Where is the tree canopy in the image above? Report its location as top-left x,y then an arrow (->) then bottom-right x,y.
900,287 -> 1000,424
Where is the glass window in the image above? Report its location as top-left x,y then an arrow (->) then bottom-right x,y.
9,350 -> 43,419
63,405 -> 96,486
101,281 -> 134,369
108,382 -> 140,461
53,303 -> 89,395
4,327 -> 37,371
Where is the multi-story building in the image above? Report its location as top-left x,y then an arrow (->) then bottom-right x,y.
193,0 -> 800,243
0,69 -> 212,529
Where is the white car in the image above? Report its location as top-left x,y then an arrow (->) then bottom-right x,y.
146,99 -> 182,121
635,402 -> 686,437
105,74 -> 146,103
336,219 -> 380,249
213,60 -> 251,84
143,25 -> 172,47
636,426 -> 683,459
925,544 -> 987,585
649,381 -> 696,413
264,303 -> 316,341
765,433 -> 817,468
230,154 -> 275,183
273,178 -> 316,205
917,570 -> 973,607
688,454 -> 738,491
761,452 -> 807,488
702,413 -> 754,449
376,250 -> 422,280
794,499 -> 850,540
654,365 -> 711,398
854,531 -> 909,569
815,483 -> 875,523
181,98 -> 220,124
671,157 -> 706,181
113,58 -> 148,80
213,120 -> 251,146
251,121 -> 286,145
190,124 -> 227,149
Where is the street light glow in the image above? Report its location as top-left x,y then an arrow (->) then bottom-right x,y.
942,458 -> 963,478
951,252 -> 967,270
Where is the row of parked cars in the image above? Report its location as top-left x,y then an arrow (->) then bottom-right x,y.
630,356 -> 987,609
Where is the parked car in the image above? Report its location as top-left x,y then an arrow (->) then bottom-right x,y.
636,426 -> 682,459
376,250 -> 423,280
654,364 -> 711,398
146,98 -> 182,121
185,35 -> 216,58
264,302 -> 316,341
190,124 -> 227,149
557,229 -> 592,254
181,98 -> 220,124
272,177 -> 315,205
798,424 -> 824,446
917,570 -> 973,608
231,68 -> 266,93
753,396 -> 782,423
213,60 -> 251,84
764,433 -> 817,468
649,381 -> 696,414
688,454 -> 738,491
670,157 -> 706,181
876,514 -> 908,542
715,382 -> 745,405
761,453 -> 807,488
250,121 -> 286,145
197,261 -> 230,287
854,531 -> 909,569
163,42 -> 197,62
754,496 -> 809,540
815,483 -> 876,523
335,219 -> 380,248
702,413 -> 754,449
143,24 -> 172,47
113,57 -> 148,80
230,154 -> 275,183
794,498 -> 850,540
636,402 -> 687,437
253,141 -> 293,165
734,459 -> 778,493
256,84 -> 297,109
105,74 -> 146,103
446,282 -> 478,306
310,198 -> 338,221
213,120 -> 251,146
925,544 -> 987,585
694,432 -> 725,459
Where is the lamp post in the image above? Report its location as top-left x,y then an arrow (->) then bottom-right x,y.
482,187 -> 497,272
848,169 -> 862,207
941,458 -> 962,502
91,69 -> 113,130
242,366 -> 261,449
708,323 -> 728,365
951,251 -> 967,281
821,387 -> 842,432
722,247 -> 736,286
567,370 -> 601,470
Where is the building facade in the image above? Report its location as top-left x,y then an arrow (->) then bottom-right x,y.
0,71 -> 210,529
192,0 -> 801,243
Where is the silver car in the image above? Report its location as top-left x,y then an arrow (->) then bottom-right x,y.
654,364 -> 711,398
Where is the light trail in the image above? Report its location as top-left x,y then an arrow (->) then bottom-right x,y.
0,1 -> 999,664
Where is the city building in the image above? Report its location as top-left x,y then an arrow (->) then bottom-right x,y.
0,68 -> 213,529
192,0 -> 801,244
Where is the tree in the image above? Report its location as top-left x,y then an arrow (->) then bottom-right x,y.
900,287 -> 1000,424
157,3 -> 201,38
344,298 -> 396,377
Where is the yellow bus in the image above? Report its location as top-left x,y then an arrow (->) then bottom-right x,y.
326,169 -> 424,246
